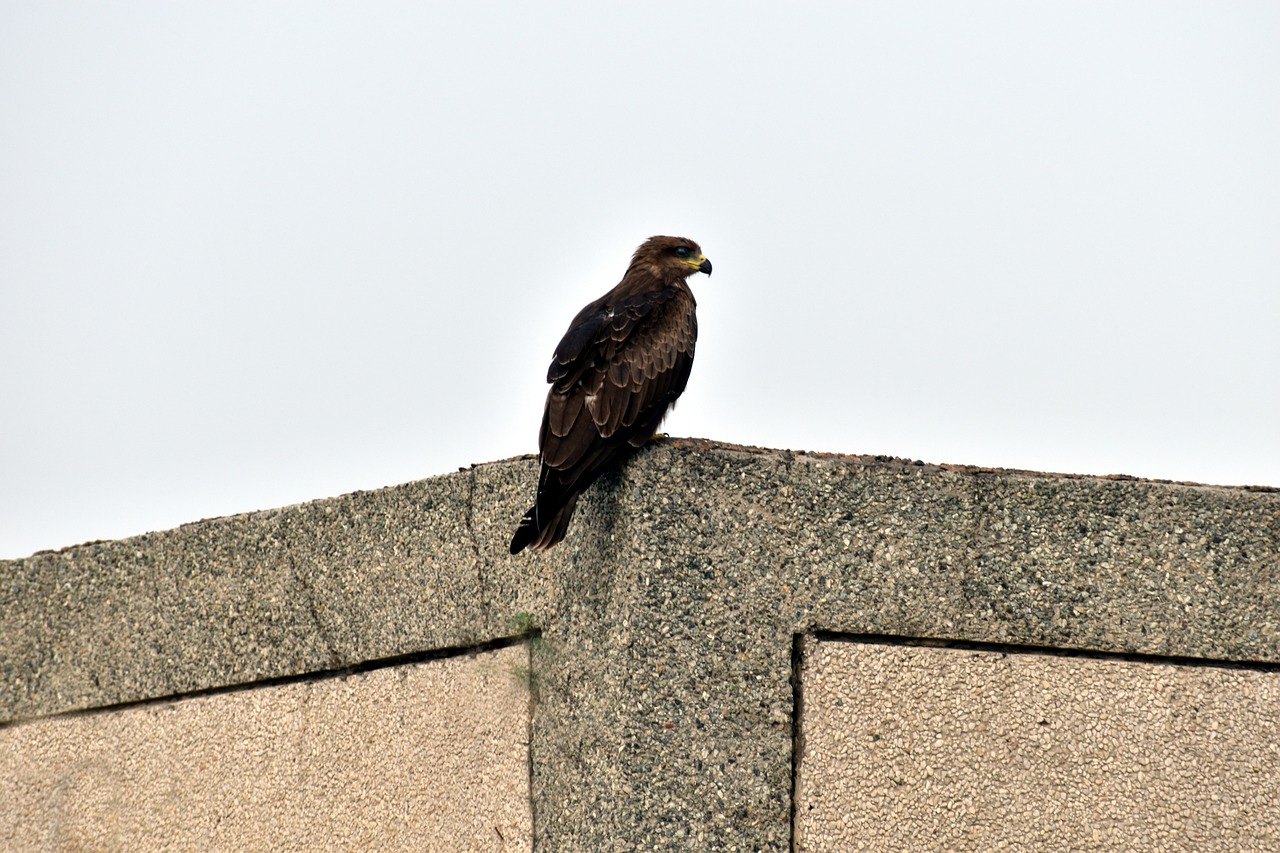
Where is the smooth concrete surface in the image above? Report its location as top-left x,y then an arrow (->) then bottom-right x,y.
0,644 -> 532,852
795,638 -> 1280,851
3,439 -> 1278,850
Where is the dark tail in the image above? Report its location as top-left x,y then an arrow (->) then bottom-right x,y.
509,494 -> 579,554
510,444 -> 635,554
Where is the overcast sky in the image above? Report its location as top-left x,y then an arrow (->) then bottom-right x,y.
2,3 -> 1277,559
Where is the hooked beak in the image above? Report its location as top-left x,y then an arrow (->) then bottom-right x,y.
680,254 -> 711,275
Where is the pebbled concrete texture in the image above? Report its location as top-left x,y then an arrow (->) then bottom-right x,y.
795,638 -> 1280,852
2,439 -> 1278,850
1,643 -> 532,852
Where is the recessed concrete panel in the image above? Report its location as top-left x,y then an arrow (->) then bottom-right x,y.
795,639 -> 1280,852
0,644 -> 532,852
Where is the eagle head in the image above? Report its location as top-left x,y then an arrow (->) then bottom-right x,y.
631,236 -> 712,280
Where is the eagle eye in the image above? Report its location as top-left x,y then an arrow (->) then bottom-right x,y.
674,247 -> 690,258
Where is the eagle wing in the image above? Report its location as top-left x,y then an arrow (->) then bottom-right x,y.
508,285 -> 696,553
541,286 -> 696,475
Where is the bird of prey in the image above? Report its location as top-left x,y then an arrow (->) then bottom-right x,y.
509,235 -> 712,554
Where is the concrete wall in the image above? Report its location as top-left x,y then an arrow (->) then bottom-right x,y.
2,439 -> 1278,850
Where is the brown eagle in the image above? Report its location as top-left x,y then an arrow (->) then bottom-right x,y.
510,236 -> 712,554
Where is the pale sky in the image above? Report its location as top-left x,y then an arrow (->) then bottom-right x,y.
2,3 -> 1277,559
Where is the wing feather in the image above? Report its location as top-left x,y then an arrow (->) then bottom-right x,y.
607,359 -> 630,388
541,396 -> 599,468
546,386 -> 584,439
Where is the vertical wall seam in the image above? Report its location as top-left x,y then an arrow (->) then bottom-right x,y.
790,632 -> 807,853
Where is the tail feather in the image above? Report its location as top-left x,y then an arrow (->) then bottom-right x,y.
509,494 -> 579,554
509,439 -> 640,554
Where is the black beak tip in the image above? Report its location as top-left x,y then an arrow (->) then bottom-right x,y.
699,258 -> 713,276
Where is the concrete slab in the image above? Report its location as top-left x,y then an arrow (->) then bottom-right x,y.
796,638 -> 1280,851
1,644 -> 532,852
3,440 -> 1278,850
